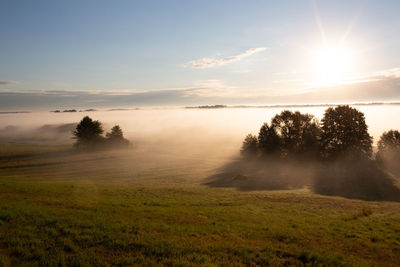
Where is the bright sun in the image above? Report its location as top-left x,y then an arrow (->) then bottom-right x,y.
312,46 -> 353,86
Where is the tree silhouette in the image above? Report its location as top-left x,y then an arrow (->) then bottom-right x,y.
257,123 -> 280,156
106,125 -> 123,140
378,130 -> 400,153
271,110 -> 320,158
106,125 -> 130,146
240,134 -> 258,157
376,130 -> 400,175
73,116 -> 104,148
320,105 -> 372,160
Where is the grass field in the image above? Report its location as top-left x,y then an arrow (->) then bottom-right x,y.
1,143 -> 400,266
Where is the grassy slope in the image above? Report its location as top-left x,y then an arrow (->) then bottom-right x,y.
0,144 -> 400,266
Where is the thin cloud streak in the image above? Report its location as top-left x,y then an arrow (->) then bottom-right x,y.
0,80 -> 20,86
187,47 -> 267,69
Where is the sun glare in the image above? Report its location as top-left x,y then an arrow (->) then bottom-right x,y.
312,46 -> 353,87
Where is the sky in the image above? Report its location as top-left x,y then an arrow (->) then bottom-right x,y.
1,0 -> 400,109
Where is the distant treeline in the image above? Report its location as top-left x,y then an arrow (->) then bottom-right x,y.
50,108 -> 141,113
185,105 -> 227,109
0,111 -> 31,114
186,102 -> 400,110
51,109 -> 97,113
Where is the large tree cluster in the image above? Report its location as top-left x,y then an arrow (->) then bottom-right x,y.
238,105 -> 400,201
241,105 -> 375,160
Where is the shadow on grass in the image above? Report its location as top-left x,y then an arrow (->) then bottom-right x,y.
204,157 -> 315,191
314,160 -> 400,201
205,157 -> 400,201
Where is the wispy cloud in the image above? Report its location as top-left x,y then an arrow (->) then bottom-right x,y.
85,99 -> 105,103
183,80 -> 238,97
0,80 -> 20,86
328,67 -> 400,87
187,47 -> 267,69
372,67 -> 400,78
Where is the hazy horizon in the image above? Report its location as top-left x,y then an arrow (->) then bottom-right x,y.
2,105 -> 399,150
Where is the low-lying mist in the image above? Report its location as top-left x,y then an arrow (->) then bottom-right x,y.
1,106 -> 400,201
0,123 -> 76,144
1,105 -> 399,148
0,108 -> 281,158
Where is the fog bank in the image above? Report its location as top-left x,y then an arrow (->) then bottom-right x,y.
1,105 -> 399,148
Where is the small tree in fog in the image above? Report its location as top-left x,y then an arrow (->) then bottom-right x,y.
241,134 -> 258,157
73,116 -> 104,148
320,105 -> 372,160
106,125 -> 123,140
106,125 -> 130,147
271,110 -> 321,158
258,123 -> 280,156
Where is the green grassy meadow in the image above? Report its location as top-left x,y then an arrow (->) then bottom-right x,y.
1,143 -> 400,266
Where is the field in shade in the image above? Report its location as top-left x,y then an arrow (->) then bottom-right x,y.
1,142 -> 400,266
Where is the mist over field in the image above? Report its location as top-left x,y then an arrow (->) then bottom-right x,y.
1,105 -> 399,151
3,105 -> 400,197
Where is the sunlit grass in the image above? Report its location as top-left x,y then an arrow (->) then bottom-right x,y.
0,143 -> 400,266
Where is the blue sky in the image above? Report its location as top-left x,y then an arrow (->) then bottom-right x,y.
1,0 -> 400,108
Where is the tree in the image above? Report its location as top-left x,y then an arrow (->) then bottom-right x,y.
106,125 -> 129,146
320,105 -> 372,160
271,110 -> 321,158
106,125 -> 123,140
240,134 -> 258,157
378,130 -> 400,153
257,123 -> 280,156
73,116 -> 104,148
376,130 -> 400,170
